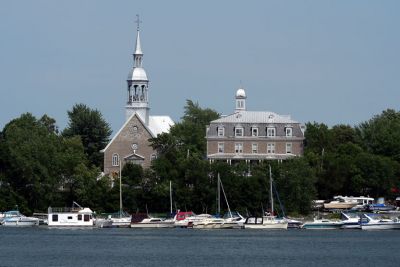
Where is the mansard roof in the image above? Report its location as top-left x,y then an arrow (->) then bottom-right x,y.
211,111 -> 298,124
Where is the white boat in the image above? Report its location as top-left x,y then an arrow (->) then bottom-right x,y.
1,210 -> 39,227
222,211 -> 246,229
243,165 -> 288,230
323,196 -> 358,210
47,202 -> 94,227
301,218 -> 343,230
243,215 -> 288,229
104,163 -> 131,228
130,213 -> 174,228
340,212 -> 361,229
361,214 -> 400,230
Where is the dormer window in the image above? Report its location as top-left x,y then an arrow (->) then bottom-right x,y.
217,127 -> 225,137
267,127 -> 276,137
251,127 -> 258,137
285,127 -> 293,137
235,127 -> 244,137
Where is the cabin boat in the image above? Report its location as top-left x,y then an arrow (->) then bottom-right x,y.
130,213 -> 175,228
340,212 -> 361,229
323,196 -> 358,210
301,218 -> 343,230
0,210 -> 39,227
47,203 -> 94,227
243,216 -> 288,230
361,214 -> 400,230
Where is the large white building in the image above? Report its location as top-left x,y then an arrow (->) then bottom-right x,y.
102,22 -> 174,174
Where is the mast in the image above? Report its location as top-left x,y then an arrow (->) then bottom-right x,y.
220,175 -> 232,218
119,161 -> 122,218
170,180 -> 173,214
269,164 -> 274,216
217,173 -> 221,215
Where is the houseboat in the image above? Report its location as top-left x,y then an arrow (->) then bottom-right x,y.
47,202 -> 94,227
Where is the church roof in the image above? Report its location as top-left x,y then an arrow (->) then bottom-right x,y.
212,111 -> 298,124
149,116 -> 175,136
101,113 -> 174,153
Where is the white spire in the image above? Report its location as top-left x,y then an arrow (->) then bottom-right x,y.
134,30 -> 143,55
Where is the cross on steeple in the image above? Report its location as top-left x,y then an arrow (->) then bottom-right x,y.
135,14 -> 142,31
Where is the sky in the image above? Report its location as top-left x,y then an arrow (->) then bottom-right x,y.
1,0 -> 399,133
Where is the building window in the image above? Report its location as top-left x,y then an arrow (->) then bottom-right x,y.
267,127 -> 276,137
235,143 -> 243,153
235,127 -> 244,137
218,142 -> 224,153
150,154 -> 157,161
252,143 -> 258,154
285,127 -> 293,137
267,143 -> 275,154
112,153 -> 120,166
286,143 -> 292,154
251,127 -> 258,137
217,127 -> 225,137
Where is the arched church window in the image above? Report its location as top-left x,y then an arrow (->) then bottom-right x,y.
112,153 -> 120,166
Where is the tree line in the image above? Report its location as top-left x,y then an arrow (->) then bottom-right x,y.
0,101 -> 399,216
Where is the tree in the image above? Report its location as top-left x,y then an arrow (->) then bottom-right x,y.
63,103 -> 112,168
356,109 -> 400,162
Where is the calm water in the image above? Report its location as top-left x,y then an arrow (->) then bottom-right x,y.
1,227 -> 400,267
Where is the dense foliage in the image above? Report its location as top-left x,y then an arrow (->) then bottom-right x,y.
0,101 -> 399,216
62,103 -> 112,169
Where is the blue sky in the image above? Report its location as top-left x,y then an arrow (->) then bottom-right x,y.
1,0 -> 399,133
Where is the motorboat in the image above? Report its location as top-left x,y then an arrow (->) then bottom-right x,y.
361,214 -> 400,230
323,196 -> 358,210
340,212 -> 361,229
47,202 -> 94,227
301,218 -> 343,229
97,211 -> 131,228
222,211 -> 246,229
130,213 -> 175,228
285,218 -> 303,229
243,215 -> 288,230
0,210 -> 39,227
173,211 -> 196,228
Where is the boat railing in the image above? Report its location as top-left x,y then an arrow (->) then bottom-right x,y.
48,207 -> 83,213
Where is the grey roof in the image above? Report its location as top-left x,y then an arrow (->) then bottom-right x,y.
212,111 -> 298,124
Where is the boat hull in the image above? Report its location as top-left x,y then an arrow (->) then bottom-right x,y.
2,218 -> 39,227
131,222 -> 175,228
361,223 -> 400,230
243,222 -> 288,230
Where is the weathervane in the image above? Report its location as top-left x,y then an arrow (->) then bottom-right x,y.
135,14 -> 142,31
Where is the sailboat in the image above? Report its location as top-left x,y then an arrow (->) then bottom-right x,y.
243,165 -> 288,230
100,163 -> 131,228
131,181 -> 175,228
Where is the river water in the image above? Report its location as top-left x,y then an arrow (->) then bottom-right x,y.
0,227 -> 399,266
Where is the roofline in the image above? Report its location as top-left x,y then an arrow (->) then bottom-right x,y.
101,112 -> 155,153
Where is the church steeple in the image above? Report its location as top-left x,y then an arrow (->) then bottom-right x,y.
126,15 -> 150,125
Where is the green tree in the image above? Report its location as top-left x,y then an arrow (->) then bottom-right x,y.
356,109 -> 400,162
63,103 -> 112,168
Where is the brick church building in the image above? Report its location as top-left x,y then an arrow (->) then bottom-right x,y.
102,23 -> 174,175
